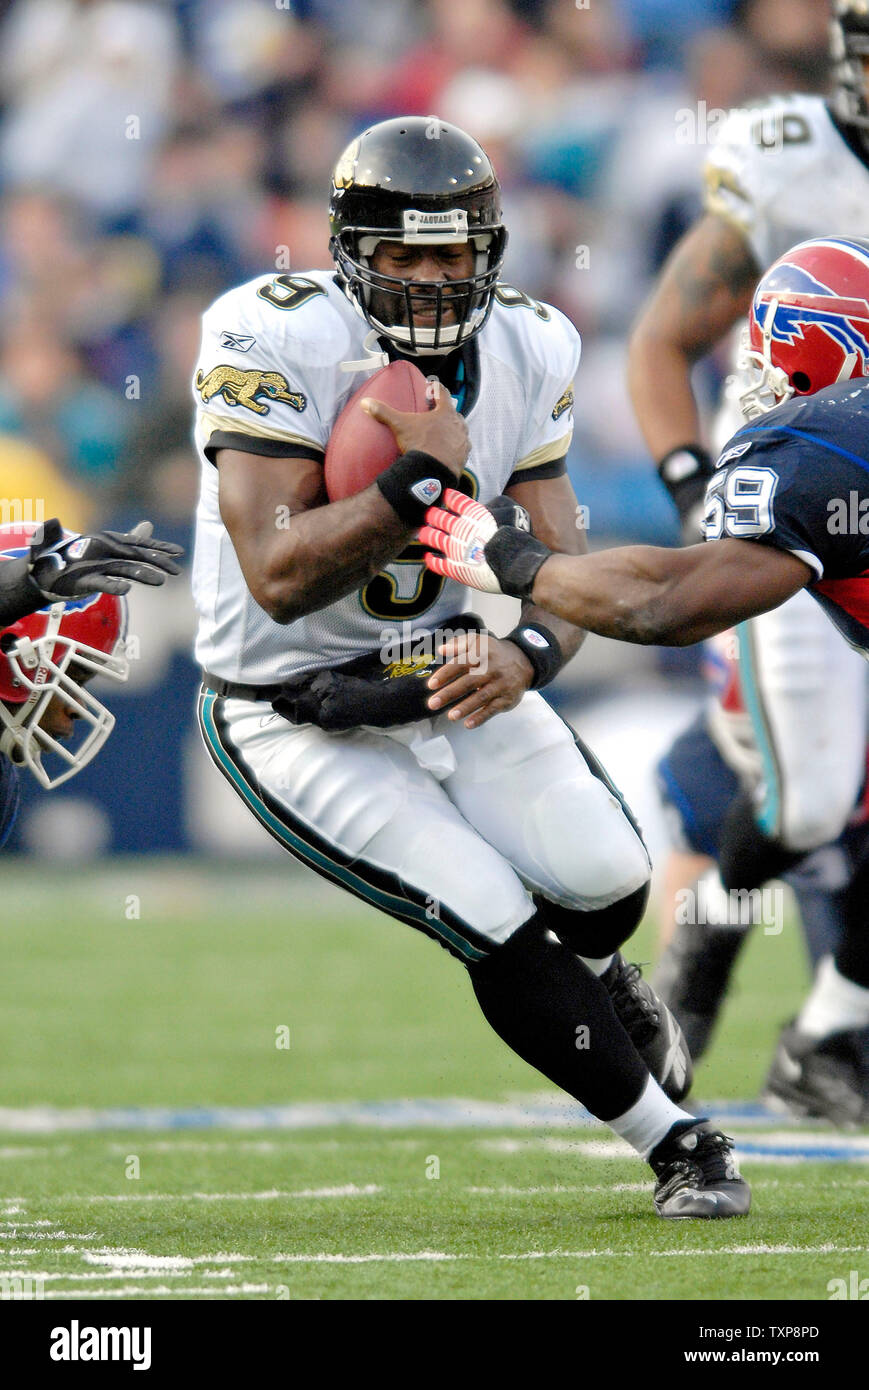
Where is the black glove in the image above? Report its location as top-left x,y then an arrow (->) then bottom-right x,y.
272,616 -> 487,730
30,519 -> 183,599
656,445 -> 714,544
273,667 -> 436,731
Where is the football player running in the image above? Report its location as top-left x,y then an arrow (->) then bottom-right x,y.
423,234 -> 869,1126
625,1 -> 869,1110
0,518 -> 183,843
192,117 -> 750,1219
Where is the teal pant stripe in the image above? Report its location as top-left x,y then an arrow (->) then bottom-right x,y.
735,622 -> 780,836
198,690 -> 486,963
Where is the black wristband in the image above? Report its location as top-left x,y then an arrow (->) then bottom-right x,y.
656,444 -> 714,524
483,526 -> 552,599
504,622 -> 564,689
376,450 -> 457,526
0,557 -> 50,629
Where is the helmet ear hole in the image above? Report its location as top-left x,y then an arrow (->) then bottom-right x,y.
792,371 -> 812,392
0,633 -> 17,653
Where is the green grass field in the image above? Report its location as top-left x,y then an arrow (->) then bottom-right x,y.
0,861 -> 867,1302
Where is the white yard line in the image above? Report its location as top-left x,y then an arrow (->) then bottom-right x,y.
71,1184 -> 383,1203
42,1285 -> 275,1298
466,1183 -> 650,1196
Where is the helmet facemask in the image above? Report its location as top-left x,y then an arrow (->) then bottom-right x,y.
332,207 -> 507,356
736,298 -> 796,420
0,606 -> 128,789
831,1 -> 869,131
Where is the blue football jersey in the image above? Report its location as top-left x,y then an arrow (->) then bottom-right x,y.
705,378 -> 869,656
0,754 -> 20,849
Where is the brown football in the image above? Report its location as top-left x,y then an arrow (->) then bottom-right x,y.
324,359 -> 430,502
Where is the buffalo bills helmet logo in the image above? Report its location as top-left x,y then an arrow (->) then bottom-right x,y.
755,263 -> 869,362
739,237 -> 869,417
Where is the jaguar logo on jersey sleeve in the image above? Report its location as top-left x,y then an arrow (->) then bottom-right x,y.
551,387 -> 575,421
195,365 -> 307,416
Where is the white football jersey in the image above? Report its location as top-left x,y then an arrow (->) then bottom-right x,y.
703,93 -> 869,445
703,93 -> 869,272
192,270 -> 580,684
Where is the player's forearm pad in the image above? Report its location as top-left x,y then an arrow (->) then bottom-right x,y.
376,451 -> 459,526
504,622 -> 564,689
656,444 -> 713,524
483,527 -> 553,600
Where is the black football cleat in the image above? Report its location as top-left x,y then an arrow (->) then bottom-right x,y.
649,1120 -> 751,1219
652,920 -> 750,1062
602,953 -> 693,1103
762,1023 -> 866,1128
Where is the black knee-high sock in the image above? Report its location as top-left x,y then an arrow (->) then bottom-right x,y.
718,791 -> 806,894
468,913 -> 648,1121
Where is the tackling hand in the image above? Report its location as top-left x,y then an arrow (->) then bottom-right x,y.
30,519 -> 184,600
420,489 -> 552,599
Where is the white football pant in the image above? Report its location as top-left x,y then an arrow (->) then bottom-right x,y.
198,688 -> 651,963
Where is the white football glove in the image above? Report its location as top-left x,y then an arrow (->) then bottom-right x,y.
421,489 -> 552,599
420,489 -> 504,592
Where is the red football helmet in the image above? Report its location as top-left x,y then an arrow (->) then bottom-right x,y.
737,237 -> 869,420
0,523 -> 128,788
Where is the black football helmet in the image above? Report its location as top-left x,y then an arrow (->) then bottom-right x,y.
831,0 -> 869,130
329,117 -> 508,356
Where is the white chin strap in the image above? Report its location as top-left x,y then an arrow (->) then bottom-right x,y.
363,305 -> 487,356
0,614 -> 128,789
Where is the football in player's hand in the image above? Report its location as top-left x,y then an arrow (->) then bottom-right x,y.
324,360 -> 430,501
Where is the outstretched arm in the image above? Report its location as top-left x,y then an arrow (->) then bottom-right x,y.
531,539 -> 810,645
421,492 -> 811,647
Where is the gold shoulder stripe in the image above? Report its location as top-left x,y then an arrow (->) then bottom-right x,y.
513,430 -> 573,473
199,409 -> 323,454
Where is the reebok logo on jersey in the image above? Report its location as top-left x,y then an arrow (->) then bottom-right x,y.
219,331 -> 257,352
716,440 -> 752,469
411,479 -> 442,505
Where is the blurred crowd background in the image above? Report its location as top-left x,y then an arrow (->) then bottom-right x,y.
0,0 -> 837,856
